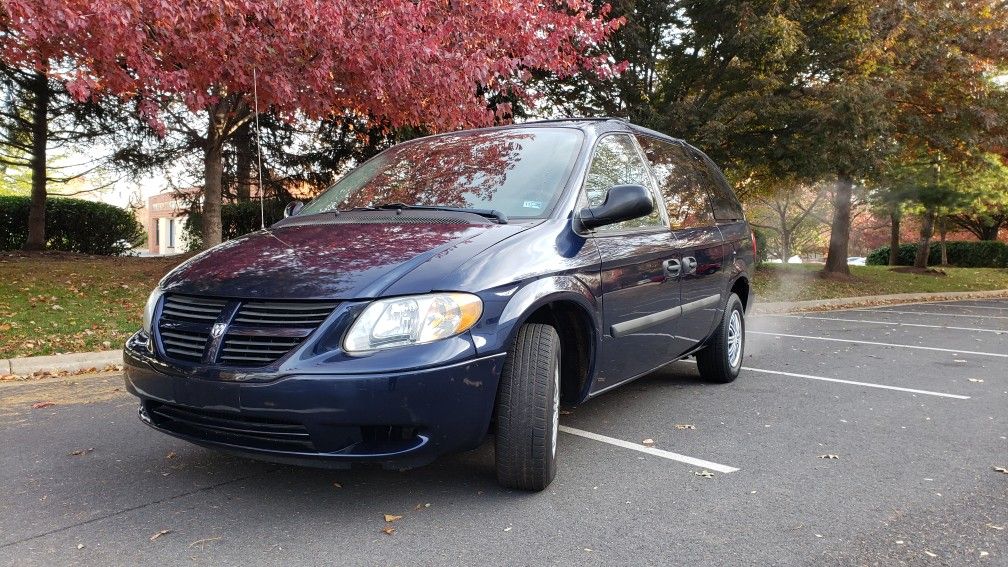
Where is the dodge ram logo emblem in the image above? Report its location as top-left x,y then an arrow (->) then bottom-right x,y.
211,322 -> 227,339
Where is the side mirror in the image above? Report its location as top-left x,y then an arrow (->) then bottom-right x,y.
576,184 -> 654,231
284,201 -> 304,218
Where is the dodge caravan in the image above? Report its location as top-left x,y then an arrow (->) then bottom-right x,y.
124,118 -> 755,491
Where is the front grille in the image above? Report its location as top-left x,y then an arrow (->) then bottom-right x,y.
155,294 -> 338,368
220,335 -> 305,366
159,329 -> 210,362
146,401 -> 315,452
161,295 -> 227,322
233,301 -> 338,326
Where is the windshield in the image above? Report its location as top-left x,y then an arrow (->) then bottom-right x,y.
298,127 -> 584,219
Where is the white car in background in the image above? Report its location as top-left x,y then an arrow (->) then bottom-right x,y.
847,256 -> 866,266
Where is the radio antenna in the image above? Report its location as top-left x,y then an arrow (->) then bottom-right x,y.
253,67 -> 265,229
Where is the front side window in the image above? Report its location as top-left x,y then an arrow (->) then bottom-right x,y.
582,134 -> 663,231
298,128 -> 584,219
636,135 -> 714,230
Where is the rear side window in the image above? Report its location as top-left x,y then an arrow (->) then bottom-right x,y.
693,151 -> 745,221
635,135 -> 713,230
582,134 -> 663,231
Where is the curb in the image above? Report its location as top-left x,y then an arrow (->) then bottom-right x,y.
754,289 -> 1008,314
3,349 -> 123,377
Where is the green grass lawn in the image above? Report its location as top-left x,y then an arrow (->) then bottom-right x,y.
1,253 -> 1007,359
0,253 -> 185,359
753,264 -> 1008,302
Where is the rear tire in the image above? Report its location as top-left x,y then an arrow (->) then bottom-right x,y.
697,293 -> 745,383
494,323 -> 561,491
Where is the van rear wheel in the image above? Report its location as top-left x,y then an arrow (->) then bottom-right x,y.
697,293 -> 745,383
494,323 -> 560,491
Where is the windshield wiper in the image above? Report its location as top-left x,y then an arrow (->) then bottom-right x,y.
357,203 -> 508,224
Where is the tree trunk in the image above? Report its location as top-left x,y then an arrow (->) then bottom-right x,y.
234,121 -> 253,201
823,174 -> 853,276
24,72 -> 49,251
780,229 -> 791,264
939,218 -> 948,266
914,209 -> 935,269
888,209 -> 901,266
202,108 -> 225,249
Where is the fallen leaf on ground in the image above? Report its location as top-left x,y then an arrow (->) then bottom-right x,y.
332,482 -> 342,489
414,503 -> 430,510
694,470 -> 714,478
968,378 -> 984,383
188,536 -> 221,548
674,424 -> 695,430
31,401 -> 55,409
381,527 -> 395,535
165,452 -> 176,459
642,438 -> 655,446
981,551 -> 989,557
383,514 -> 402,523
987,524 -> 1005,531
994,467 -> 1008,474
149,530 -> 171,541
924,551 -> 937,558
818,454 -> 840,459
503,526 -> 512,532
76,544 -> 84,550
68,448 -> 94,456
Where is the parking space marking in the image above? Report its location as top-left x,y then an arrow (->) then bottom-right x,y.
676,360 -> 971,399
762,314 -> 1008,335
937,302 -> 1008,311
740,366 -> 971,399
750,331 -> 1008,358
845,308 -> 1008,320
559,426 -> 739,473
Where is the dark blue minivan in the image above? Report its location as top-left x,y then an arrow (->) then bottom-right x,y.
124,118 -> 754,491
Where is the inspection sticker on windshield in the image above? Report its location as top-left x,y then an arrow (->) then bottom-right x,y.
522,200 -> 544,210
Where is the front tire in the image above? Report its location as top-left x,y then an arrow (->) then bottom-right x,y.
494,323 -> 561,491
696,293 -> 745,383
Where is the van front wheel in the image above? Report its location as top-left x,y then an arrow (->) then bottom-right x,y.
494,323 -> 560,491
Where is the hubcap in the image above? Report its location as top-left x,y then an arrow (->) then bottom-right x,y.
727,309 -> 743,369
551,358 -> 560,458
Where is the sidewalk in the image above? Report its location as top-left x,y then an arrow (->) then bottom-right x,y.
3,288 -> 1006,378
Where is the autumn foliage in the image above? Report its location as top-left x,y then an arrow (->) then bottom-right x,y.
1,0 -> 622,246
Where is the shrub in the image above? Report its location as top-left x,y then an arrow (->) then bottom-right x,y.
183,200 -> 287,251
867,241 -> 1008,268
0,195 -> 145,255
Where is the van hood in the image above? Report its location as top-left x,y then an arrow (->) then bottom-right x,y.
159,219 -> 530,300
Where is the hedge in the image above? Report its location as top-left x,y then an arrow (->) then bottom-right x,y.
866,241 -> 1008,268
0,195 -> 145,255
183,200 -> 287,251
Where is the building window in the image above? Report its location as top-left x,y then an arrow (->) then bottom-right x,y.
168,219 -> 175,249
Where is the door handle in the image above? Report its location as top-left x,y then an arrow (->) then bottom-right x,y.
683,256 -> 698,275
663,259 -> 681,278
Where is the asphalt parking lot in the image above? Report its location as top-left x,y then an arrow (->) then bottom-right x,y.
2,299 -> 1006,566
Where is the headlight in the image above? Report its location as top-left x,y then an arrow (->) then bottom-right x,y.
343,293 -> 482,353
142,288 -> 164,335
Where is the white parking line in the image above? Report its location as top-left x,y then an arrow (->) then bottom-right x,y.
740,367 -> 971,400
939,303 -> 1008,311
676,359 -> 971,399
845,308 -> 1008,320
762,314 -> 1008,335
559,425 -> 739,473
750,331 -> 1008,358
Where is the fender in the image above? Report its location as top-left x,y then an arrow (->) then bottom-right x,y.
471,274 -> 600,357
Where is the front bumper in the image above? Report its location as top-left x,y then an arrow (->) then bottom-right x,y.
123,342 -> 505,470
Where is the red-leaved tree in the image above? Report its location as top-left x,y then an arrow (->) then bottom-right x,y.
2,1 -> 621,247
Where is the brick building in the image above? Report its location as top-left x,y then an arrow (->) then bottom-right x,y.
145,189 -> 200,255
